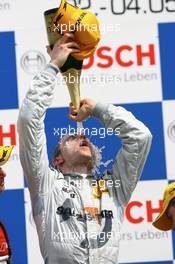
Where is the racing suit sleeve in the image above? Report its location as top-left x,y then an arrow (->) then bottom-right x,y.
92,103 -> 152,207
17,64 -> 59,198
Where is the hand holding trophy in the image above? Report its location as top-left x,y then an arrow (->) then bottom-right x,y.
44,0 -> 100,128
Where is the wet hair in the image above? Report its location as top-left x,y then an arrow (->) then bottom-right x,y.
52,142 -> 62,161
52,135 -> 78,160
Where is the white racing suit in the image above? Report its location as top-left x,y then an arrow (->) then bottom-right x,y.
17,65 -> 152,264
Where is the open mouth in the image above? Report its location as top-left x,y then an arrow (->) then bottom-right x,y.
80,140 -> 89,147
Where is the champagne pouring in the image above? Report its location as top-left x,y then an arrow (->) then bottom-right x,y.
59,55 -> 84,133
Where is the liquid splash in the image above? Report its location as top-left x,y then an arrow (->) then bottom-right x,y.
91,144 -> 113,177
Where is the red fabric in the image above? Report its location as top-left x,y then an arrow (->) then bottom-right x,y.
0,222 -> 11,257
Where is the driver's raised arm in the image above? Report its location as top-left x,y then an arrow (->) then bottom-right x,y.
17,34 -> 80,198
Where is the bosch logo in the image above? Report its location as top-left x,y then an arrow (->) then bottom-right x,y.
20,50 -> 46,75
167,121 -> 175,143
83,44 -> 156,69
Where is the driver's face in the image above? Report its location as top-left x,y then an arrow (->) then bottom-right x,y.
0,167 -> 6,192
60,134 -> 93,165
